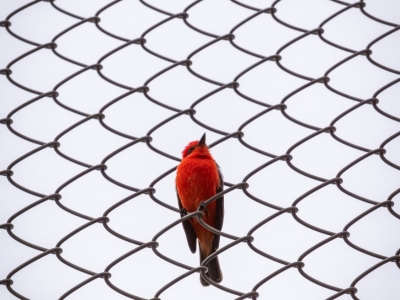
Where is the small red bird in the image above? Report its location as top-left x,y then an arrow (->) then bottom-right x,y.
175,133 -> 224,286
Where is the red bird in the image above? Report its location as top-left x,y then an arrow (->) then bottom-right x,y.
175,133 -> 224,286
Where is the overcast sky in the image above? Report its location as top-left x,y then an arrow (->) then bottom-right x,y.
1,0 -> 400,299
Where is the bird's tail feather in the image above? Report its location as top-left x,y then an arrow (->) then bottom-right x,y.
199,245 -> 223,286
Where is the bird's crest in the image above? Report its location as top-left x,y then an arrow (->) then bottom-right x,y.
182,140 -> 198,158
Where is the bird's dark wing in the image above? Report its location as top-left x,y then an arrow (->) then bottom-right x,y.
177,191 -> 197,253
213,165 -> 224,250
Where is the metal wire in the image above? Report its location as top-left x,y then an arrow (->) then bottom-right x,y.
1,0 -> 399,299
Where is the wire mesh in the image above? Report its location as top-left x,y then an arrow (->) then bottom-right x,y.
1,0 -> 400,299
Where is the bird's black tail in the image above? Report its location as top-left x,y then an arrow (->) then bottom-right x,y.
199,245 -> 223,286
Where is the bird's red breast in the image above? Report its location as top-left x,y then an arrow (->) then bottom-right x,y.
176,156 -> 219,211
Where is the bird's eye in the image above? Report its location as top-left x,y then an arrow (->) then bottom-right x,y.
187,148 -> 193,155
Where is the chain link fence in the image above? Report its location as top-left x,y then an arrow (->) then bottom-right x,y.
1,0 -> 400,299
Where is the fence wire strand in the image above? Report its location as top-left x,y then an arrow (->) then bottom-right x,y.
1,0 -> 400,299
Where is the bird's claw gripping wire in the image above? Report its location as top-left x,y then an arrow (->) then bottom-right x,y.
180,208 -> 188,218
199,202 -> 208,215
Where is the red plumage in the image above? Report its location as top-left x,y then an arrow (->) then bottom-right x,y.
176,134 -> 224,286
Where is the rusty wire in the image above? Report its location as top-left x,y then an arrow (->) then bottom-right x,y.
1,0 -> 400,299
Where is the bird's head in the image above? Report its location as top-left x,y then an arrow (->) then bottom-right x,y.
181,133 -> 211,159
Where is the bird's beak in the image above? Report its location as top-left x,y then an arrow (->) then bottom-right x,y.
198,133 -> 206,147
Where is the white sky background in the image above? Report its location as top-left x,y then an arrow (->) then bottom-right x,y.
1,0 -> 400,299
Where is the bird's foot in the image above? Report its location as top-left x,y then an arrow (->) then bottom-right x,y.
180,208 -> 188,218
199,202 -> 208,214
